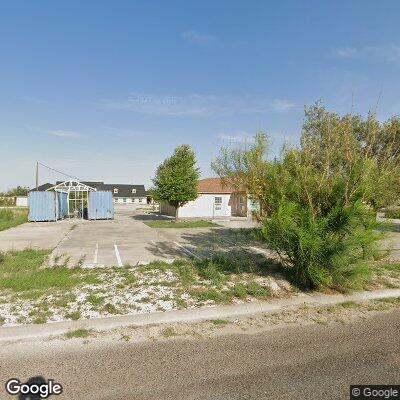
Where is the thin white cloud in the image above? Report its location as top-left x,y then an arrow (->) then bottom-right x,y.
97,93 -> 296,117
19,96 -> 48,104
25,125 -> 84,138
47,130 -> 82,138
269,99 -> 296,112
334,47 -> 358,57
182,30 -> 216,46
103,126 -> 143,137
217,131 -> 255,144
334,43 -> 400,63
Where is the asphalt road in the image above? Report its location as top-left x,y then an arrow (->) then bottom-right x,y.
1,310 -> 399,400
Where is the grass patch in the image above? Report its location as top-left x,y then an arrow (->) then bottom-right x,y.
103,303 -> 120,314
0,249 -> 101,296
210,319 -> 229,326
0,209 -> 28,232
338,300 -> 358,309
376,297 -> 400,304
144,220 -> 219,229
384,209 -> 400,219
64,328 -> 92,339
65,311 -> 81,320
161,327 -> 176,338
86,294 -> 103,306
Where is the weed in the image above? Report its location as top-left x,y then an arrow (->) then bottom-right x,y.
86,294 -> 103,307
161,327 -> 176,338
376,297 -> 400,304
65,311 -> 81,320
64,328 -> 92,339
338,301 -> 358,309
103,303 -> 120,314
210,319 -> 229,326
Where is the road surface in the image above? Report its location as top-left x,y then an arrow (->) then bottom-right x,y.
0,310 -> 399,399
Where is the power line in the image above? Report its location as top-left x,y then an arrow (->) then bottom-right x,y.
35,161 -> 80,189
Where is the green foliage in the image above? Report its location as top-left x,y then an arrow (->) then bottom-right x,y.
0,209 -> 28,231
1,186 -> 29,197
211,131 -> 269,216
385,209 -> 400,219
152,145 -> 200,220
260,103 -> 395,289
64,328 -> 92,339
0,249 -> 100,296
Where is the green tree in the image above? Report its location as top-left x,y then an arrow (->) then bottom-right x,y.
152,145 -> 200,221
211,131 -> 269,217
7,186 -> 29,197
262,103 -> 400,289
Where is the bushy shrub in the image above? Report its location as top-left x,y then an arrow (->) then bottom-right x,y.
261,104 -> 398,290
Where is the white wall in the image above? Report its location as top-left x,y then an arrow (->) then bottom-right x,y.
16,196 -> 28,207
113,197 -> 146,204
178,194 -> 232,218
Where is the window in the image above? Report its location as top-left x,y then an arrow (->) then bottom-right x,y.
132,188 -> 136,194
214,196 -> 222,210
114,188 -> 118,194
139,198 -> 143,203
123,198 -> 127,203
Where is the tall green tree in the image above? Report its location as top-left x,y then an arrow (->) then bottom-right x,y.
211,131 -> 269,217
152,145 -> 200,221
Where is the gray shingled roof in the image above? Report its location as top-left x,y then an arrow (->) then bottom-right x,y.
45,181 -> 148,198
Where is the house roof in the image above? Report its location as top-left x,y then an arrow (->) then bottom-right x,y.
34,181 -> 147,197
198,178 -> 238,194
100,184 -> 147,198
30,183 -> 53,192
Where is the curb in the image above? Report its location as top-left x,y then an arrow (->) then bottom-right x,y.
1,288 -> 399,342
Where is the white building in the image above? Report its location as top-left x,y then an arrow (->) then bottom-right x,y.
160,178 -> 252,219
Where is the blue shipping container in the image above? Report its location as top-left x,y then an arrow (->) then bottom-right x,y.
28,191 -> 57,222
57,191 -> 68,219
29,191 -> 69,222
88,191 -> 114,220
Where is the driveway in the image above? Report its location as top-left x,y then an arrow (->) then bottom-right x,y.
51,208 -> 190,267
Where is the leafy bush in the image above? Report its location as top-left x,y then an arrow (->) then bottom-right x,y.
260,104 -> 397,290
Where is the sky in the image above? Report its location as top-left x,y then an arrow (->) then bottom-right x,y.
1,0 -> 400,191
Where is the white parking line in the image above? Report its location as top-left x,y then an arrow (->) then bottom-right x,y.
93,243 -> 99,264
114,244 -> 123,267
174,241 -> 201,259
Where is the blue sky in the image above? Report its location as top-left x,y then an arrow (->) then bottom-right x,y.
1,1 -> 400,190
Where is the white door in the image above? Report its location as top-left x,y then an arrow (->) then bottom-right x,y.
213,196 -> 224,217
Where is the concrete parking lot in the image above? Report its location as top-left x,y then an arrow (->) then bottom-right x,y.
0,206 -> 264,267
1,207 -> 398,267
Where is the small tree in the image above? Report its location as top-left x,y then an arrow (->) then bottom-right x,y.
152,145 -> 200,221
211,131 -> 270,217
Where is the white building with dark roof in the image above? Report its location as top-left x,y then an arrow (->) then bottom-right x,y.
32,181 -> 148,205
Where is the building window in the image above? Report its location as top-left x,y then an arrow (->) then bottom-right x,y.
123,198 -> 127,203
132,188 -> 136,194
114,188 -> 118,194
214,196 -> 222,210
139,198 -> 142,203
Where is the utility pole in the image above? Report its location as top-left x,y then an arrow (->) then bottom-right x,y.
36,161 -> 39,190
